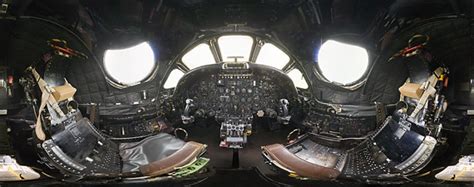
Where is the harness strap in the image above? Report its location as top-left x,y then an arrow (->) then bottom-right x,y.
30,68 -> 65,141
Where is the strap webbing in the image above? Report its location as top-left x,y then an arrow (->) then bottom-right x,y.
30,68 -> 64,141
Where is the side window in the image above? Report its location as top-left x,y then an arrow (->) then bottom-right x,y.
103,42 -> 156,87
255,43 -> 290,69
287,68 -> 308,89
182,43 -> 215,70
163,69 -> 185,89
317,40 -> 369,85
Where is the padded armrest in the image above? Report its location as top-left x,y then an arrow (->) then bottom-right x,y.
139,141 -> 206,177
262,144 -> 340,180
399,83 -> 424,99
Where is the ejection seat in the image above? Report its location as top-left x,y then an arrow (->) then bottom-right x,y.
29,67 -> 208,181
261,134 -> 344,180
120,134 -> 207,176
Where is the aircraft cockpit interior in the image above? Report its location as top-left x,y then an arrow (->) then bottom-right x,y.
1,0 -> 474,186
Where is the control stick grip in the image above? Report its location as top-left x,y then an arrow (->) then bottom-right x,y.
181,99 -> 195,124
280,99 -> 289,116
278,99 -> 291,125
184,99 -> 194,116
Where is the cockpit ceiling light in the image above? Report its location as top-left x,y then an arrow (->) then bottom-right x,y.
103,42 -> 155,86
317,40 -> 369,85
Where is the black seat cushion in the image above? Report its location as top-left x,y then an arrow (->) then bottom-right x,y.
119,133 -> 185,172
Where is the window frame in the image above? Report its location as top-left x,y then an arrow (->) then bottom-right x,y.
162,33 -> 311,91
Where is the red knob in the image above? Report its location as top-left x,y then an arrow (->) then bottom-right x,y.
7,75 -> 13,85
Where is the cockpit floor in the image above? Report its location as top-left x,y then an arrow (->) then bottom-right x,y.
190,168 -> 277,187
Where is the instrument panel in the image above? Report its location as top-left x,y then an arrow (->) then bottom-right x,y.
186,72 -> 281,119
171,63 -> 299,148
173,64 -> 299,120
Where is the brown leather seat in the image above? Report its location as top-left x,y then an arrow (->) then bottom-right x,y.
262,144 -> 340,180
139,141 -> 206,177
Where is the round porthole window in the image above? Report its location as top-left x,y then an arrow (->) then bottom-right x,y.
103,42 -> 156,86
317,40 -> 369,85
